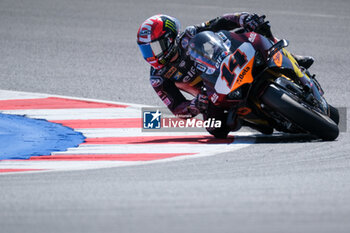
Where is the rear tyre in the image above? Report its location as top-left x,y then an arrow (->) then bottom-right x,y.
261,84 -> 339,141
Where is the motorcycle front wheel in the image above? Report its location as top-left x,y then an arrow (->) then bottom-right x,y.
261,84 -> 339,141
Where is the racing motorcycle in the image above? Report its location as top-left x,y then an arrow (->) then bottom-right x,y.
188,22 -> 339,141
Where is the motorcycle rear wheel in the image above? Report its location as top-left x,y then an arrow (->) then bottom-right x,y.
261,84 -> 339,141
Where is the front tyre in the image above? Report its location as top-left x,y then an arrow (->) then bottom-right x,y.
261,84 -> 339,141
329,104 -> 339,125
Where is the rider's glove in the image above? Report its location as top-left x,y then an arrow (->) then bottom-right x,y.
242,13 -> 266,32
193,93 -> 209,113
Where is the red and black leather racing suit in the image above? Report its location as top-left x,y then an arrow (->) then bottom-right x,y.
149,13 -> 251,138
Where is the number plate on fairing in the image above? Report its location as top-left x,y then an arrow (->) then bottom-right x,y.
215,42 -> 256,95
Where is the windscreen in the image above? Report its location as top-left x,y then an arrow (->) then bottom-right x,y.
188,31 -> 231,72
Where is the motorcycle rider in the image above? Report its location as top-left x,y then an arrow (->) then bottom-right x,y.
137,13 -> 314,138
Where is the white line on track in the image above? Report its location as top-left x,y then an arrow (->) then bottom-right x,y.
53,142 -> 249,155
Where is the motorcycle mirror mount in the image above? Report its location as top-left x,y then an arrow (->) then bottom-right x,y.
268,39 -> 289,58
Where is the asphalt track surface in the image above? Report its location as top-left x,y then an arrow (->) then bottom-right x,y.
1,0 -> 350,232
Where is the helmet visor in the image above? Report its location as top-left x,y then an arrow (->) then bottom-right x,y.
139,38 -> 171,60
150,40 -> 164,57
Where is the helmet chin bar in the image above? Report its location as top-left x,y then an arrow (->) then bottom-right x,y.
158,40 -> 179,66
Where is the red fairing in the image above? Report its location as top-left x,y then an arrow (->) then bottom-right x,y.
230,31 -> 273,60
229,31 -> 251,43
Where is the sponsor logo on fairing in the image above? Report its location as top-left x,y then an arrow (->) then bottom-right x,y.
196,63 -> 207,72
217,32 -> 228,41
248,32 -> 257,43
236,66 -> 251,84
273,51 -> 283,67
215,55 -> 224,69
210,93 -> 219,104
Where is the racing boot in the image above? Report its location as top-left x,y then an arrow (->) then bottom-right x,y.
207,112 -> 233,139
293,55 -> 314,69
206,126 -> 231,139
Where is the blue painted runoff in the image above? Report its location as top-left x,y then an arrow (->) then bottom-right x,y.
0,113 -> 85,160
